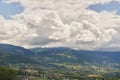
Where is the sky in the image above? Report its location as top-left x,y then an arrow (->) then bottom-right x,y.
0,0 -> 120,51
0,0 -> 23,19
89,1 -> 120,15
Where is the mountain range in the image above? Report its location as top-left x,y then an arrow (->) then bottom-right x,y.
0,44 -> 120,68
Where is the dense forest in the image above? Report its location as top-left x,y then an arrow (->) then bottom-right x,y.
0,66 -> 18,80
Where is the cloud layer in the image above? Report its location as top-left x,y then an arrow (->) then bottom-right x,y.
0,0 -> 120,50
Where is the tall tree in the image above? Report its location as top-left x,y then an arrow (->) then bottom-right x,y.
0,66 -> 18,80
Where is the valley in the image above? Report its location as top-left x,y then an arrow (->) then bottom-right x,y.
0,44 -> 120,80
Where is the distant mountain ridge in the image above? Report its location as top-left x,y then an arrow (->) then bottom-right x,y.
0,44 -> 38,65
0,44 -> 34,57
31,47 -> 120,66
0,43 -> 120,68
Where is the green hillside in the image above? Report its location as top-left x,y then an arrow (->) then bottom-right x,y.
0,44 -> 120,80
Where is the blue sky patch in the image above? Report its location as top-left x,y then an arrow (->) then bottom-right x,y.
0,0 -> 23,19
89,1 -> 120,15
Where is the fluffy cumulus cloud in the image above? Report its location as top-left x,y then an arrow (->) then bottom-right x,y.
0,0 -> 120,50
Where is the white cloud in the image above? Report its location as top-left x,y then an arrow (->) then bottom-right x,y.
0,0 -> 120,50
